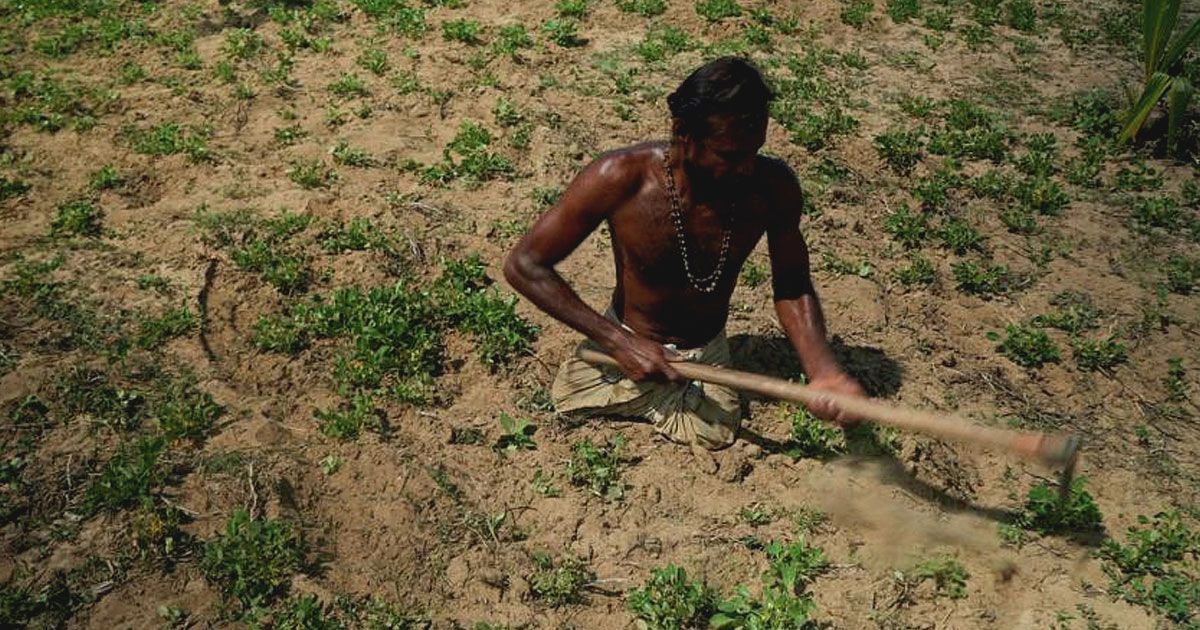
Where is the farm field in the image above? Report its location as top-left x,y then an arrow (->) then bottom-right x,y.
1,0 -> 1199,628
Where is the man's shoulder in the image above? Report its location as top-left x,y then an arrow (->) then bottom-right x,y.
754,154 -> 800,187
591,141 -> 663,175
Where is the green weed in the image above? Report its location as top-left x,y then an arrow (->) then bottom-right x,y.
231,240 -> 310,294
883,204 -> 929,248
712,538 -> 827,629
627,565 -> 718,630
637,25 -> 692,62
886,0 -> 919,22
913,165 -> 963,211
443,19 -> 483,44
356,47 -> 389,76
274,124 -> 307,146
894,254 -> 936,286
50,200 -> 103,237
840,0 -> 873,28
912,556 -> 969,599
88,165 -> 122,190
952,260 -> 1015,296
788,407 -> 845,458
223,28 -> 264,60
1071,335 -> 1127,372
923,8 -> 952,30
318,217 -> 389,253
1165,359 -> 1188,401
127,123 -> 212,163
1113,161 -> 1163,192
1164,256 -> 1199,294
937,218 -> 985,254
331,138 -> 374,167
1006,0 -> 1036,31
531,552 -> 595,607
543,19 -> 585,47
556,0 -> 590,18
1019,477 -> 1103,535
1014,176 -> 1069,216
741,261 -> 769,287
1100,511 -> 1198,625
315,394 -> 380,440
495,413 -> 537,453
83,436 -> 166,515
156,381 -> 223,442
696,0 -> 741,21
3,71 -> 103,132
201,509 -> 304,612
532,469 -> 562,497
136,306 -> 197,348
328,73 -> 370,97
0,177 -> 30,200
1132,196 -> 1184,231
617,0 -> 667,17
874,129 -> 925,173
493,24 -> 534,57
1033,292 -> 1100,334
990,323 -> 1060,368
567,435 -> 626,501
288,158 -> 337,189
928,100 -> 1010,161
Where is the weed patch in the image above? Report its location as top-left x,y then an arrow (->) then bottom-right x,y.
50,200 -> 103,237
531,553 -> 595,607
201,509 -> 304,612
627,565 -> 718,630
990,323 -> 1060,368
567,435 -> 626,501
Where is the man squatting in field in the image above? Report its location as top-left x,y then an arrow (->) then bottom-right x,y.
504,57 -> 865,452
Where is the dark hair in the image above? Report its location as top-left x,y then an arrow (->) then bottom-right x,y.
667,56 -> 774,136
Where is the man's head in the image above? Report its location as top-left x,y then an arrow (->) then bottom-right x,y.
667,57 -> 773,186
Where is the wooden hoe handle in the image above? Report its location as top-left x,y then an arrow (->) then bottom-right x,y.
576,348 -> 1079,470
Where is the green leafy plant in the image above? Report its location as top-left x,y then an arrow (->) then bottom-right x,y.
991,323 -> 1061,368
912,556 -> 969,599
331,138 -> 374,167
1164,255 -> 1199,293
542,19 -> 585,47
288,158 -> 337,189
637,25 -> 692,62
83,436 -> 166,515
1032,291 -> 1100,334
1132,196 -> 1184,231
883,204 -> 929,248
617,0 -> 667,16
495,413 -> 537,453
314,394 -> 379,440
318,218 -> 389,253
894,254 -> 936,286
840,0 -> 873,28
443,19 -> 483,44
328,73 -> 370,97
0,176 -> 30,200
886,0 -> 919,22
567,435 -> 626,500
200,509 -> 304,611
1165,358 -> 1188,401
156,381 -> 223,442
627,565 -> 718,630
1100,511 -> 1198,624
50,200 -> 103,237
874,128 -> 925,173
136,307 -> 197,348
696,0 -> 742,21
952,261 -> 1015,297
231,240 -> 310,294
1006,0 -> 1036,31
357,47 -> 389,75
937,218 -> 985,254
788,407 -> 845,458
1019,477 -> 1103,535
556,0 -> 589,18
1072,335 -> 1128,372
711,538 -> 827,629
530,552 -> 595,607
127,123 -> 212,162
1118,0 -> 1200,154
88,165 -> 122,190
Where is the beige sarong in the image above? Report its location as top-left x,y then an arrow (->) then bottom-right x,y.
551,312 -> 742,450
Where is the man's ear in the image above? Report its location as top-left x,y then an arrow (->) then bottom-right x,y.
670,117 -> 687,142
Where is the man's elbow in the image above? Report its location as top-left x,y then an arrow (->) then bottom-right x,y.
503,248 -> 533,291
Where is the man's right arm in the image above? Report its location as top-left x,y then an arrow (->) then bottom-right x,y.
503,151 -> 680,382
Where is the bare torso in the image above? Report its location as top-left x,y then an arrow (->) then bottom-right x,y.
606,141 -> 785,348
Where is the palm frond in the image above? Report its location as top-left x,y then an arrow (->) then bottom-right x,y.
1119,72 -> 1173,142
1143,0 -> 1182,79
1166,76 -> 1194,153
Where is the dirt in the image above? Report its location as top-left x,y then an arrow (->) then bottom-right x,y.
2,0 -> 1199,628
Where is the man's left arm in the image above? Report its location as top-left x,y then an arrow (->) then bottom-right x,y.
765,164 -> 866,424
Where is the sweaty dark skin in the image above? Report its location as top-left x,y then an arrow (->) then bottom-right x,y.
504,114 -> 864,424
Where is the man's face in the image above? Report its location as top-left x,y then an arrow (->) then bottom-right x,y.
682,112 -> 767,187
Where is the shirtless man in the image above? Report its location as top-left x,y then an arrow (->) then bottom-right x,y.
504,57 -> 865,450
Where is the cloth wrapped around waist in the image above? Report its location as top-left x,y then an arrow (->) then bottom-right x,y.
550,308 -> 742,450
